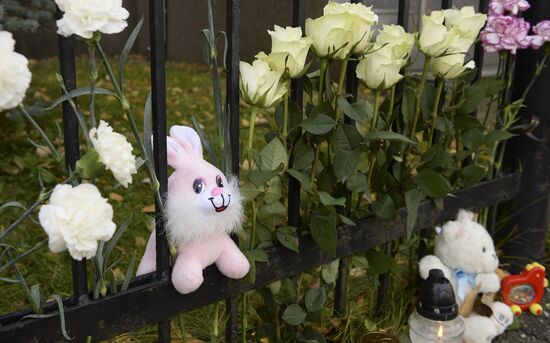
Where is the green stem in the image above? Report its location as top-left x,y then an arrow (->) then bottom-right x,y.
367,90 -> 382,189
18,104 -> 68,176
370,89 -> 382,131
318,59 -> 328,105
249,200 -> 257,250
87,43 -> 98,128
275,304 -> 282,341
241,293 -> 248,343
95,42 -> 164,211
56,77 -> 92,148
520,52 -> 549,101
335,59 -> 349,122
282,91 -> 289,150
428,78 -> 445,146
305,144 -> 322,222
410,56 -> 432,140
211,301 -> 220,342
246,107 -> 259,169
385,85 -> 396,130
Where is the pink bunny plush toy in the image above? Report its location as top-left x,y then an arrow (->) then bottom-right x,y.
136,125 -> 249,294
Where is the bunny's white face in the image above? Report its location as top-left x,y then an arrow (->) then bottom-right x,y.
164,126 -> 243,246
190,172 -> 232,213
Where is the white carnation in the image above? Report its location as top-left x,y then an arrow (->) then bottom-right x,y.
89,120 -> 137,187
55,0 -> 129,39
39,183 -> 116,260
0,31 -> 31,111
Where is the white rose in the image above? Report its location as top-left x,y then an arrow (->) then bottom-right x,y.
305,14 -> 353,59
39,183 -> 116,260
432,54 -> 475,79
432,37 -> 475,79
268,25 -> 312,78
239,57 -> 287,108
356,48 -> 404,90
444,6 -> 487,43
89,120 -> 137,187
323,2 -> 379,55
55,0 -> 129,39
0,31 -> 31,111
419,10 -> 459,57
376,24 -> 415,64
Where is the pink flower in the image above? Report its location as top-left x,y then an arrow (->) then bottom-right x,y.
481,15 -> 531,54
489,0 -> 531,16
533,20 -> 550,42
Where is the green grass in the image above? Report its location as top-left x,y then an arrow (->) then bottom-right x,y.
0,56 -> 427,342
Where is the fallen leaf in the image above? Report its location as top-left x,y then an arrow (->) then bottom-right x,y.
135,236 -> 146,248
111,268 -> 124,281
141,204 -> 155,213
109,192 -> 124,202
35,145 -> 51,157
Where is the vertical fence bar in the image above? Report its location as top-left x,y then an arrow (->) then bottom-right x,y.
56,8 -> 88,304
226,0 -> 240,342
288,0 -> 305,233
374,0 -> 412,315
473,0 -> 488,81
333,0 -> 362,317
149,0 -> 170,341
499,1 -> 550,272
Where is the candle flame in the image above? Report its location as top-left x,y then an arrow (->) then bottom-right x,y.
437,325 -> 444,337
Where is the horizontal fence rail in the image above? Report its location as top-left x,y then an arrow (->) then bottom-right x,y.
0,174 -> 521,342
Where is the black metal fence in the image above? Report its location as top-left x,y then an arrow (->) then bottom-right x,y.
0,0 -> 548,342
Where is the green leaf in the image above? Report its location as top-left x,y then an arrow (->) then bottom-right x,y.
333,148 -> 360,182
287,169 -> 313,193
462,128 -> 484,150
476,78 -> 505,97
363,130 -> 415,144
305,287 -> 327,312
454,114 -> 482,131
292,143 -> 315,170
121,252 -> 136,292
276,226 -> 299,253
485,129 -> 515,146
332,124 -> 363,152
346,173 -> 368,193
143,92 -> 153,163
416,169 -> 452,198
119,18 -> 144,89
259,138 -> 288,171
366,249 -> 394,275
282,304 -> 307,326
318,191 -> 346,207
405,189 -> 424,239
45,87 -> 119,110
310,214 -> 337,257
249,168 -> 282,188
460,165 -> 486,186
461,83 -> 487,113
258,201 -> 287,220
299,113 -> 337,135
337,96 -> 365,122
192,115 -> 219,168
0,201 -> 27,212
244,248 -> 268,263
241,182 -> 261,201
103,216 -> 132,271
338,214 -> 356,226
321,260 -> 339,284
371,194 -> 395,220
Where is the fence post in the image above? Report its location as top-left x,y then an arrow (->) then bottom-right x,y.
499,1 -> 550,272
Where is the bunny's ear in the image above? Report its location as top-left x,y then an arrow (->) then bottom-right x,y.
169,126 -> 203,159
167,136 -> 190,169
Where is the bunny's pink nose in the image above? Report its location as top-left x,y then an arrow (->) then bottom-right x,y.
211,187 -> 223,197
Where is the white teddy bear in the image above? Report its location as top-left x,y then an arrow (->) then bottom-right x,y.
418,209 -> 513,342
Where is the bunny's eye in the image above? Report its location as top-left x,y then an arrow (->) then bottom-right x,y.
193,179 -> 204,194
482,246 -> 487,253
216,175 -> 224,188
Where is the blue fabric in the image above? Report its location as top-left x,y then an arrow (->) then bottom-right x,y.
453,269 -> 477,301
